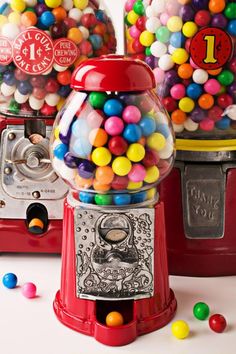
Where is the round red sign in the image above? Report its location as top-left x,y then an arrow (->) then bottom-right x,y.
12,28 -> 54,75
54,39 -> 79,67
0,37 -> 13,65
190,27 -> 233,70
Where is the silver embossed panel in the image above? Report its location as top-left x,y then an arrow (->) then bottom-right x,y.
74,207 -> 155,300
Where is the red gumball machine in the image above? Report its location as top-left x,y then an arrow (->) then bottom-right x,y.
0,0 -> 116,253
51,56 -> 177,346
125,0 -> 236,276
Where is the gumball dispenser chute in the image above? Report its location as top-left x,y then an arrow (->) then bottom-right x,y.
51,55 -> 177,346
0,0 -> 116,253
125,0 -> 236,276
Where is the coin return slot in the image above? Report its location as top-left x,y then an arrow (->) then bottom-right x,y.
96,300 -> 134,326
26,203 -> 48,235
24,119 -> 46,144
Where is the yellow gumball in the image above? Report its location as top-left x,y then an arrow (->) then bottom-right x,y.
112,157 -> 132,176
92,147 -> 111,167
126,143 -> 145,162
147,133 -> 166,151
147,187 -> 157,200
8,12 -> 21,25
126,28 -> 132,41
10,0 -> 26,12
54,126 -> 60,140
45,0 -> 62,8
74,0 -> 89,10
127,181 -> 143,190
171,320 -> 190,339
139,30 -> 155,47
144,166 -> 160,184
127,10 -> 139,25
57,98 -> 65,111
182,21 -> 198,38
172,48 -> 189,64
179,97 -> 195,113
167,16 -> 183,32
0,15 -> 8,26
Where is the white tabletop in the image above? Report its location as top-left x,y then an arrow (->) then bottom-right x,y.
0,254 -> 235,354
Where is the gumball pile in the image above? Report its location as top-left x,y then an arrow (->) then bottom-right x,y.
0,0 -> 116,117
52,90 -> 174,206
125,0 -> 236,135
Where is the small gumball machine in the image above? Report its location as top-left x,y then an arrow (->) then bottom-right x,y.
0,0 -> 116,253
51,56 -> 177,346
125,0 -> 236,276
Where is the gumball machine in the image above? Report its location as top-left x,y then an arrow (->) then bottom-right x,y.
0,0 -> 116,253
51,56 -> 177,346
125,0 -> 236,276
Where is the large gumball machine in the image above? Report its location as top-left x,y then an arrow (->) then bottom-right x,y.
51,56 -> 177,346
0,0 -> 116,253
125,0 -> 236,276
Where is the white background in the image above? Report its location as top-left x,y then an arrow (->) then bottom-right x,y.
0,1 -> 236,354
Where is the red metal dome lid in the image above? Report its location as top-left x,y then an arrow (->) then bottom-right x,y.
71,55 -> 156,92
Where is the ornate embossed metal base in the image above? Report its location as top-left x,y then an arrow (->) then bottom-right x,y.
160,163 -> 236,276
53,197 -> 177,346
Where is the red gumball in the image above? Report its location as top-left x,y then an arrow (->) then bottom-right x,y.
57,70 -> 72,86
79,40 -> 93,56
45,78 -> 60,93
33,87 -> 47,100
138,95 -> 153,113
162,96 -> 177,112
158,160 -> 170,176
142,149 -> 160,167
81,14 -> 97,28
21,102 -> 33,113
132,38 -> 145,53
136,16 -> 146,31
63,17 -> 77,29
209,314 -> 227,333
185,38 -> 192,52
30,76 -> 46,88
208,106 -> 223,121
111,176 -> 129,190
14,68 -> 29,81
195,10 -> 211,27
108,136 -> 128,156
40,103 -> 57,116
217,94 -> 233,109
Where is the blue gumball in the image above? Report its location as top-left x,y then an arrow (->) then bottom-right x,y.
123,124 -> 142,142
227,20 -> 236,36
71,119 -> 89,138
40,11 -> 56,28
169,32 -> 185,48
216,116 -> 231,130
2,273 -> 18,289
54,143 -> 68,160
79,191 -> 94,204
104,99 -> 123,116
139,115 -> 156,136
113,193 -> 131,206
186,83 -> 203,100
131,191 -> 146,204
71,137 -> 92,158
89,34 -> 103,50
156,123 -> 170,138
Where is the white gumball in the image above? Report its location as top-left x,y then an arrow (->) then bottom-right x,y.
79,26 -> 89,39
69,8 -> 82,22
2,23 -> 20,40
45,93 -> 60,107
223,105 -> 236,120
1,83 -> 16,97
168,44 -> 176,54
173,123 -> 184,133
184,118 -> 199,131
53,64 -> 69,72
146,17 -> 161,33
155,111 -> 169,124
83,7 -> 94,15
159,142 -> 174,159
151,0 -> 166,14
29,95 -> 44,110
150,41 -> 167,57
61,0 -> 73,11
158,54 -> 175,71
14,90 -> 29,104
25,0 -> 37,6
192,69 -> 208,84
146,5 -> 157,18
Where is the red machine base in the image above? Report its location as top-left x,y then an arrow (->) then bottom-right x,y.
0,219 -> 62,253
160,167 -> 236,276
54,290 -> 177,346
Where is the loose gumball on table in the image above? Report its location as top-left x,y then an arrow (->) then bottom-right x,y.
51,55 -> 177,346
2,273 -> 18,289
125,0 -> 236,277
209,314 -> 227,333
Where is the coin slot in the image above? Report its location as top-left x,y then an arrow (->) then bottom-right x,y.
26,203 -> 48,235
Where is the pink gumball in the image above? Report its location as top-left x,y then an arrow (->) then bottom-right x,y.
185,38 -> 191,52
190,58 -> 200,69
170,84 -> 186,100
122,105 -> 141,123
22,282 -> 37,299
105,116 -> 124,136
166,0 -> 180,16
153,68 -> 165,84
200,119 -> 215,131
125,0 -> 136,12
204,79 -> 221,95
129,25 -> 141,39
160,13 -> 170,25
128,164 -> 146,182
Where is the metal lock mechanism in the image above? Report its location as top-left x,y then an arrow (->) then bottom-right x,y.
0,121 -> 68,220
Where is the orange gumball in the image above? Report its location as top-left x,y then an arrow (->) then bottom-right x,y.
209,0 -> 226,13
28,218 -> 44,230
74,55 -> 88,67
21,11 -> 37,27
95,166 -> 114,184
127,40 -> 135,54
138,137 -> 146,146
178,63 -> 193,79
57,70 -> 72,85
75,175 -> 93,189
89,128 -> 108,147
67,27 -> 83,44
93,180 -> 111,192
207,68 -> 222,76
198,94 -> 214,110
52,7 -> 67,22
106,311 -> 124,327
178,0 -> 191,4
171,109 -> 187,124
93,23 -> 107,36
